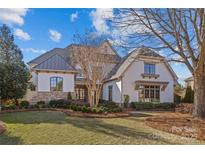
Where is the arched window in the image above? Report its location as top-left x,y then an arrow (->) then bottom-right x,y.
50,77 -> 63,91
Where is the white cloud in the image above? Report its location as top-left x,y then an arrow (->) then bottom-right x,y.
21,48 -> 46,54
89,8 -> 113,34
14,28 -> 31,41
0,8 -> 28,26
49,29 -> 62,42
70,12 -> 78,22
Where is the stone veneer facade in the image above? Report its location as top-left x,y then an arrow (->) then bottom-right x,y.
29,91 -> 69,103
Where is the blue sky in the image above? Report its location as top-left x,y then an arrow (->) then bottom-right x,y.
0,8 -> 192,84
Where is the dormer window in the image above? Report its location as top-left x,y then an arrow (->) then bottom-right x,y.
144,63 -> 155,75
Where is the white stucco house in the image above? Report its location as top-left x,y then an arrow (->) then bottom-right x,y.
26,41 -> 178,104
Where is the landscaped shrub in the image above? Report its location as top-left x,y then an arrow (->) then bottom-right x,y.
98,101 -> 122,113
49,99 -> 70,108
131,102 -> 153,110
71,104 -> 78,111
182,86 -> 194,103
97,107 -> 104,114
77,105 -> 82,111
36,101 -> 46,108
131,102 -> 175,110
1,99 -> 17,110
174,94 -> 181,104
154,102 -> 176,109
82,106 -> 88,113
123,95 -> 129,108
91,107 -> 97,113
67,101 -> 122,114
19,100 -> 29,109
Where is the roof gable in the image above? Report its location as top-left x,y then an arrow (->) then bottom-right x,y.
28,41 -> 121,67
106,48 -> 178,82
33,53 -> 75,71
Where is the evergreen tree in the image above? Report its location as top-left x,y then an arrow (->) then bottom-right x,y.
183,86 -> 194,103
0,24 -> 29,104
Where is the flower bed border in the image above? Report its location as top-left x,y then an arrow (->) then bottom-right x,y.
0,108 -> 131,118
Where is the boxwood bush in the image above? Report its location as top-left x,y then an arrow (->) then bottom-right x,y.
68,101 -> 122,114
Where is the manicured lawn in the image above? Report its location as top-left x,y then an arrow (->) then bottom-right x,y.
0,111 -> 204,144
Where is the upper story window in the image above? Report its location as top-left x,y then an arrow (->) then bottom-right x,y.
144,63 -> 155,75
50,77 -> 63,91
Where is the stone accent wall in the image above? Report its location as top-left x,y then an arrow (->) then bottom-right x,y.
29,91 -> 68,103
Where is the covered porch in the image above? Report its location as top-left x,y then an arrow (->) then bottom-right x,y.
135,80 -> 169,102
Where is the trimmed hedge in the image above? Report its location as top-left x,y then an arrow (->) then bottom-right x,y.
131,102 -> 175,110
49,99 -> 70,108
0,99 -> 123,114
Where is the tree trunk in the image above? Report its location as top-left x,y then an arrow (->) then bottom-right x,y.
193,74 -> 205,118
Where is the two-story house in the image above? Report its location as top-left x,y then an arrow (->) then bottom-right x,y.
103,47 -> 178,103
26,41 -> 178,104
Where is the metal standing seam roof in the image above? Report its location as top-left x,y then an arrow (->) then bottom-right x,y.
33,53 -> 76,71
28,41 -> 121,72
28,41 -> 121,65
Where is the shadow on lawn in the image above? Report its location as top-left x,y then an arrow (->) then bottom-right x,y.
131,112 -> 153,117
0,133 -> 22,145
65,118 -> 175,144
0,111 -> 174,144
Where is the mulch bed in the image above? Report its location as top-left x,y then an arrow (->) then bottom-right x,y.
175,103 -> 194,114
0,121 -> 6,134
62,110 -> 131,118
145,113 -> 205,140
0,108 -> 131,118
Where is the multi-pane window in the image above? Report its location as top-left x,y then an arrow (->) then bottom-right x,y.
50,77 -> 63,91
144,63 -> 155,74
75,88 -> 85,100
144,85 -> 160,102
108,85 -> 113,102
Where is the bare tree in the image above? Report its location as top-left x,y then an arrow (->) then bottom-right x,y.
112,8 -> 205,118
71,32 -> 111,107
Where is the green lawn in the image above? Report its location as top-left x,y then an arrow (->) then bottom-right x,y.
0,111 -> 204,144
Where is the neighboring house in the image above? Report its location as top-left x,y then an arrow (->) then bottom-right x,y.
184,76 -> 194,89
26,41 -> 178,104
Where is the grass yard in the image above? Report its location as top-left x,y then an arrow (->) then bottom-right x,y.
0,111 -> 204,145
